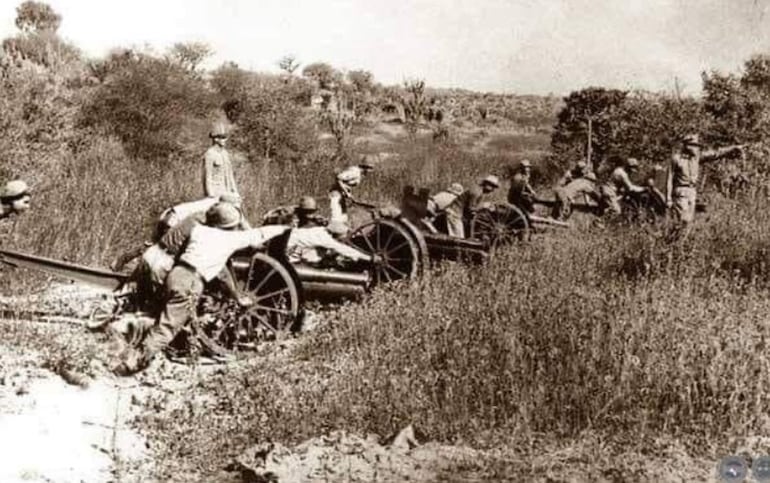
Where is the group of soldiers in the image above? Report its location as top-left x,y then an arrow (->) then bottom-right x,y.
499,133 -> 744,230
0,123 -> 746,375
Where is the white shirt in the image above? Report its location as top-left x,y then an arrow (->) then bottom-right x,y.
287,227 -> 371,264
180,225 -> 289,281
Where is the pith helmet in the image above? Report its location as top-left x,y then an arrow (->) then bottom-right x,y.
481,175 -> 500,188
626,158 -> 640,169
520,159 -> 532,168
576,161 -> 587,170
209,121 -> 229,139
205,202 -> 241,229
448,183 -> 464,196
298,196 -> 317,212
682,133 -> 702,147
358,154 -> 377,170
218,193 -> 242,207
1,179 -> 30,199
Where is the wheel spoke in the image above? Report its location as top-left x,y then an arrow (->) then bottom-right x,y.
382,227 -> 396,251
361,231 -> 377,254
386,264 -> 409,279
376,224 -> 382,250
381,266 -> 393,283
385,240 -> 410,256
251,305 -> 294,316
251,268 -> 276,294
254,286 -> 290,303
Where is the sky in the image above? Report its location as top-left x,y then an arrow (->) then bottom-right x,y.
0,0 -> 769,96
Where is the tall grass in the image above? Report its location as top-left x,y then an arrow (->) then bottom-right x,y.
137,185 -> 770,477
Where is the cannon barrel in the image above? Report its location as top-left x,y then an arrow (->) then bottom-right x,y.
528,215 -> 571,228
293,265 -> 370,286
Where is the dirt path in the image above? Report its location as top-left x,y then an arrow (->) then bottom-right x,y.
0,372 -> 149,482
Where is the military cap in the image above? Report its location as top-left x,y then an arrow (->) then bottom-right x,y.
447,183 -> 464,196
1,180 -> 30,199
209,121 -> 229,139
481,175 -> 500,188
682,133 -> 702,147
626,158 -> 640,169
298,196 -> 318,212
520,159 -> 532,168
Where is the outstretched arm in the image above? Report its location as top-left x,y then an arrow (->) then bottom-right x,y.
701,145 -> 744,163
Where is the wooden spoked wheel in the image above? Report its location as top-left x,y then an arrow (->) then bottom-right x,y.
209,253 -> 302,348
349,219 -> 421,286
470,205 -> 530,248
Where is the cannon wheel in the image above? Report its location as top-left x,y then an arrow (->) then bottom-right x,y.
349,218 -> 422,285
209,253 -> 303,349
470,205 -> 530,248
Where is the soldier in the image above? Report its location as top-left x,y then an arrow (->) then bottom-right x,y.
465,175 -> 500,221
203,121 -> 240,201
262,196 -> 327,228
286,220 -> 375,265
599,157 -> 647,215
111,193 -> 246,272
328,157 -> 375,230
552,170 -> 598,220
558,160 -> 591,187
0,180 -> 31,220
113,203 -> 290,375
426,183 -> 466,238
666,133 -> 743,229
507,160 -> 538,213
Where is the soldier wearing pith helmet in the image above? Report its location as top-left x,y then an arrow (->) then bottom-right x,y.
203,121 -> 240,201
0,179 -> 31,220
666,133 -> 744,229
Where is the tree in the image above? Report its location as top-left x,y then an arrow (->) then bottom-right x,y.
79,50 -> 215,161
14,1 -> 61,33
277,54 -> 300,75
167,42 -> 212,73
301,62 -> 341,90
551,87 -> 628,169
401,79 -> 427,139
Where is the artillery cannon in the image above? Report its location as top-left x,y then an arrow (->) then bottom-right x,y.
342,186 -> 536,285
0,230 -> 307,353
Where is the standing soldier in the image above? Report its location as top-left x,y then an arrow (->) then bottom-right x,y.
666,133 -> 743,230
0,180 -> 31,220
426,182 -> 466,238
203,122 -> 240,201
507,160 -> 538,213
599,157 -> 647,215
328,156 -> 375,230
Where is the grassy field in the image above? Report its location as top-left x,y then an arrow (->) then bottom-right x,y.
33,129 -> 753,480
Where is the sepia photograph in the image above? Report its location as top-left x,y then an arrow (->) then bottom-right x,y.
0,0 -> 769,481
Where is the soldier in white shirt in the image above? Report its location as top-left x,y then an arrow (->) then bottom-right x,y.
113,203 -> 289,375
328,157 -> 375,229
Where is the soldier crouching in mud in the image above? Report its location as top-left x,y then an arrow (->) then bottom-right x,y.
0,180 -> 32,220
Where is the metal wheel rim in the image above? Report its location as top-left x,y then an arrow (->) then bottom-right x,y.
349,219 -> 420,285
